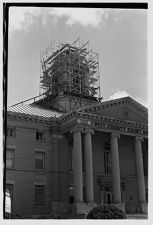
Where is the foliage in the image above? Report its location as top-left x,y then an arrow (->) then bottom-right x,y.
86,204 -> 127,219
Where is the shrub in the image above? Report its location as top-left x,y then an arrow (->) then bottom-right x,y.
86,204 -> 126,219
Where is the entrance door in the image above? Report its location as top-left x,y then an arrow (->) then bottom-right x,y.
105,191 -> 112,204
100,186 -> 113,205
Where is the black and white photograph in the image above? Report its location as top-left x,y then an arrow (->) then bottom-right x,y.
3,1 -> 149,220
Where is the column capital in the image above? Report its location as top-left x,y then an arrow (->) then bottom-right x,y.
83,128 -> 94,135
70,127 -> 83,134
111,132 -> 120,139
135,136 -> 144,142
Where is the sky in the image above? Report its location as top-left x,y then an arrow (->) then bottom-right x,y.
8,7 -> 148,107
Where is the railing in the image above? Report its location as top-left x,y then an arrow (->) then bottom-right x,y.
11,94 -> 46,107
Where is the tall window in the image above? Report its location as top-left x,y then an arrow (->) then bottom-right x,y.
34,185 -> 45,205
7,127 -> 16,137
82,138 -> 85,172
104,151 -> 112,174
6,149 -> 15,169
5,184 -> 13,216
36,131 -> 44,141
104,140 -> 111,174
69,148 -> 74,171
35,152 -> 45,170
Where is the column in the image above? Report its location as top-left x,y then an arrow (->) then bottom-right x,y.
135,136 -> 146,203
111,133 -> 121,203
84,129 -> 94,203
73,129 -> 83,202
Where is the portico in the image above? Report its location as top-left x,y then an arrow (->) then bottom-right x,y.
70,125 -> 147,214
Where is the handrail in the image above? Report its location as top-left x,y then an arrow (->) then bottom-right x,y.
11,94 -> 45,107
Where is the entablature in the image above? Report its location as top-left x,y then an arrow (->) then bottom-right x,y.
58,111 -> 148,138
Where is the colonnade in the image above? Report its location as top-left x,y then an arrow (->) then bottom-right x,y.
72,128 -> 146,205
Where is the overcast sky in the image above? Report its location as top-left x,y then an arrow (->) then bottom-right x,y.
8,7 -> 147,107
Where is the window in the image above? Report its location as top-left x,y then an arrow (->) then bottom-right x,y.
36,131 -> 44,141
104,140 -> 111,174
69,148 -> 74,171
104,151 -> 112,174
34,185 -> 45,205
6,149 -> 15,169
82,139 -> 85,172
5,184 -> 13,215
35,152 -> 45,170
7,127 -> 16,137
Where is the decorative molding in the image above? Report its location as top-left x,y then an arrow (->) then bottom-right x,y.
135,136 -> 144,142
111,132 -> 120,139
83,128 -> 94,135
7,111 -> 57,126
7,99 -> 148,138
70,126 -> 86,134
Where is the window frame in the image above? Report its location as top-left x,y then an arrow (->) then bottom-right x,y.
34,185 -> 45,206
104,151 -> 112,174
6,149 -> 15,169
36,131 -> 45,141
5,184 -> 13,215
7,127 -> 16,138
35,151 -> 45,171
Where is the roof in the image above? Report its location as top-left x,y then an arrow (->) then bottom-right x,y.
7,104 -> 63,119
77,96 -> 148,115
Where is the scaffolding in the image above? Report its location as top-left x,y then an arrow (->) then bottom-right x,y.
40,38 -> 101,99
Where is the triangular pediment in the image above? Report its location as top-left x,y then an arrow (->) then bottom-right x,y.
77,97 -> 148,124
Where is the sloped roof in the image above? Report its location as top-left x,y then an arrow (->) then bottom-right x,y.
76,96 -> 148,115
7,104 -> 63,119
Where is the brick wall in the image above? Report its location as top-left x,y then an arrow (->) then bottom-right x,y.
6,119 -> 69,216
6,118 -> 148,216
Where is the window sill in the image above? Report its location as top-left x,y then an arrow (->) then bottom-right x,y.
6,167 -> 15,170
35,169 -> 46,174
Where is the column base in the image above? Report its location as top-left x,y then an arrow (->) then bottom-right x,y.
76,202 -> 97,215
138,203 -> 148,214
114,203 -> 125,213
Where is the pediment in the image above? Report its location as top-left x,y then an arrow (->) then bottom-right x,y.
77,97 -> 148,124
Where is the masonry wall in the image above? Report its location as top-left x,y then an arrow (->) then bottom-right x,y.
6,119 -> 69,217
6,118 -> 148,216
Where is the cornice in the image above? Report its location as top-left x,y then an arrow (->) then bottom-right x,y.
77,97 -> 148,117
59,111 -> 148,137
7,111 -> 58,126
7,107 -> 148,137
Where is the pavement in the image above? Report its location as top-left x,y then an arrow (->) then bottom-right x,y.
126,214 -> 148,219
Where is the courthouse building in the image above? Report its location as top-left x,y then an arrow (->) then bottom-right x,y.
5,40 -> 148,218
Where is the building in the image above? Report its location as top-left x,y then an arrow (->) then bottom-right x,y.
5,40 -> 148,218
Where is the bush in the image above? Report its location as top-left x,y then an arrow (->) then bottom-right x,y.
86,204 -> 126,219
